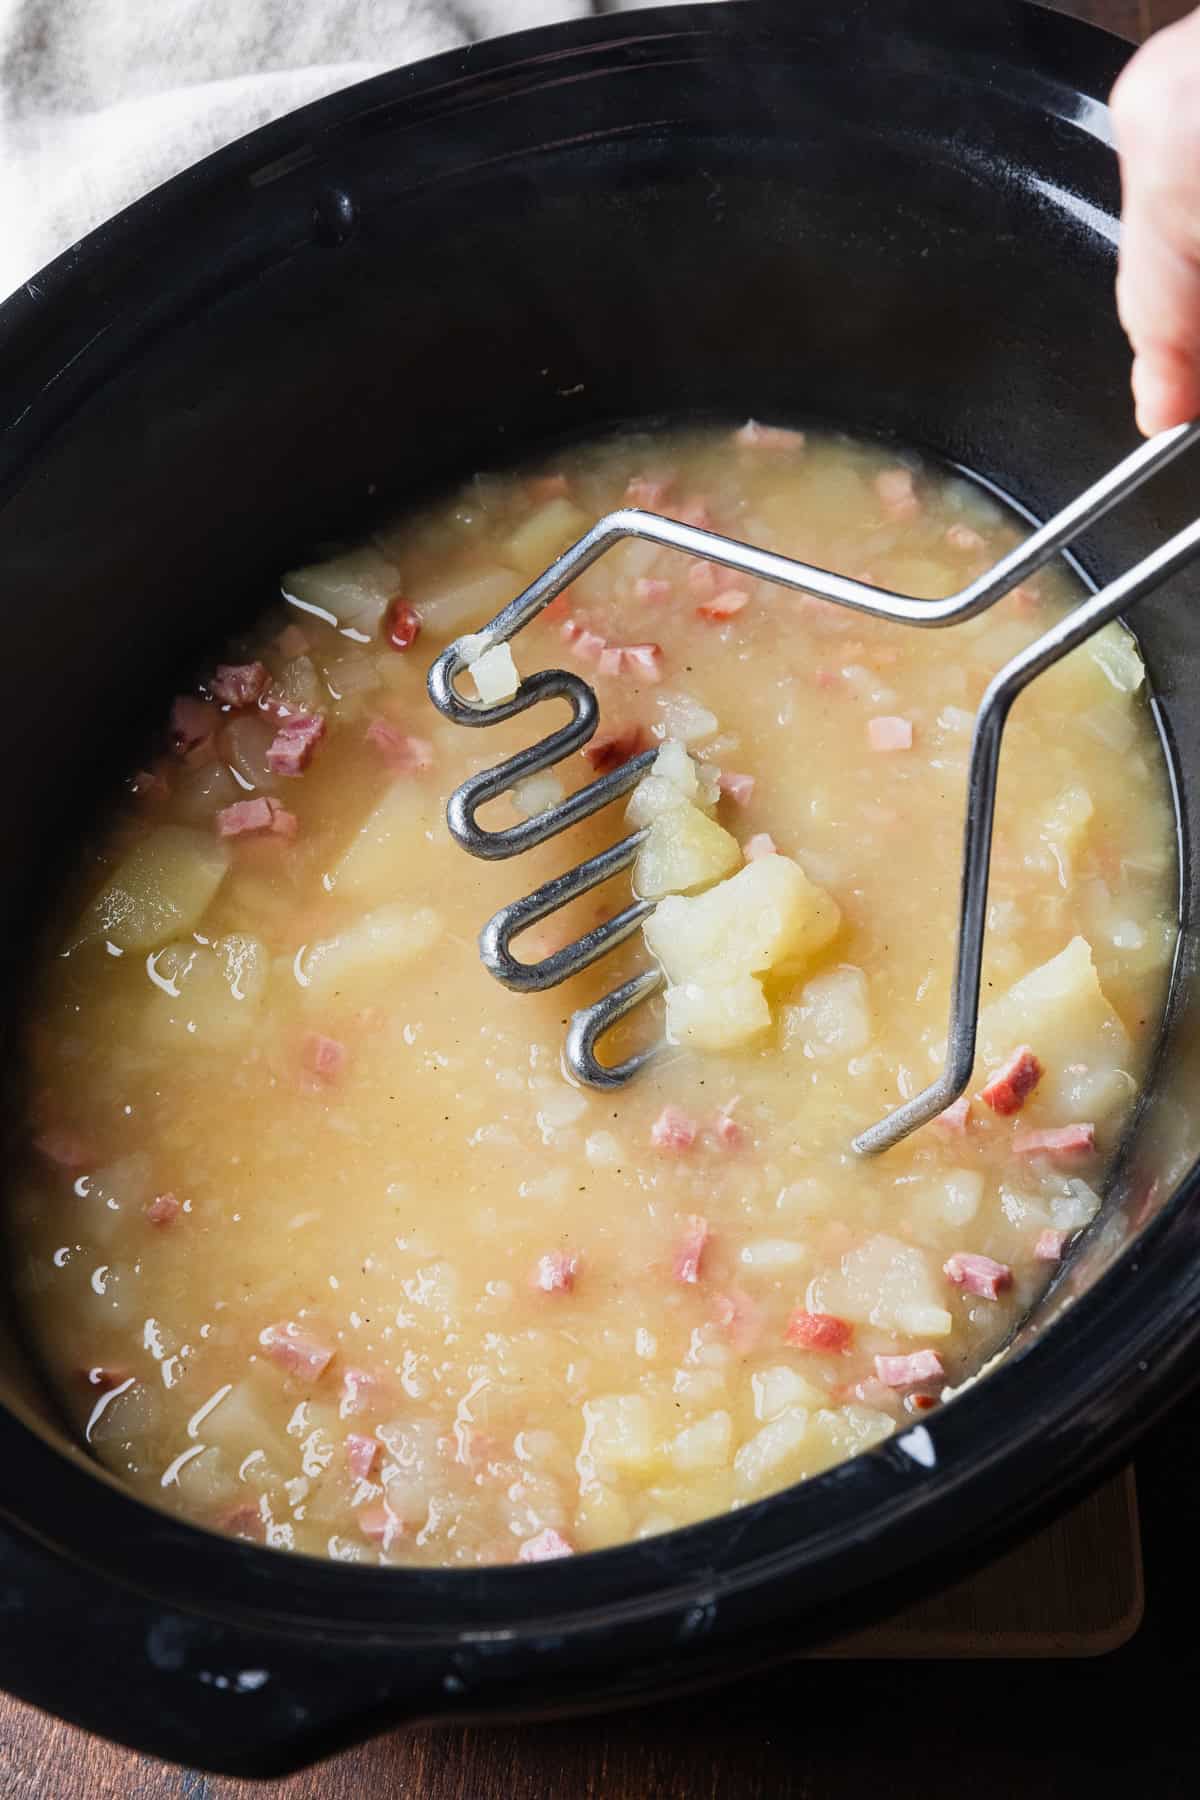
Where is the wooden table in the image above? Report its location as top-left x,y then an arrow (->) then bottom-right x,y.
5,1 -> 1196,1795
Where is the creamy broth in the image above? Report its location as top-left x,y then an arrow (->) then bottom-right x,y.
13,425 -> 1177,1566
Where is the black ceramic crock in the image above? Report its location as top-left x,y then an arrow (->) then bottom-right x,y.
0,0 -> 1196,1775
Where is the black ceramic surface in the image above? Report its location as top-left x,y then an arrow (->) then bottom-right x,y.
0,0 -> 1196,1776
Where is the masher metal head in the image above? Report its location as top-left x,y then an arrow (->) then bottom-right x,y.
429,421 -> 1200,1155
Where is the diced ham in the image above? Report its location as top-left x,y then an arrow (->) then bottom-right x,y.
980,1045 -> 1043,1115
346,1432 -> 380,1480
216,796 -> 298,839
357,1502 -> 403,1546
582,723 -> 646,773
813,669 -> 839,691
1011,584 -> 1040,614
1035,1227 -> 1069,1262
34,1127 -> 91,1169
260,1321 -> 335,1382
1012,1123 -> 1096,1158
518,1527 -> 575,1562
384,598 -> 422,651
635,577 -> 672,603
784,1310 -> 854,1353
867,715 -> 913,752
734,420 -> 806,452
365,718 -> 434,773
598,646 -> 625,678
340,1366 -> 389,1417
169,695 -> 218,766
713,1108 -> 744,1149
687,561 -> 719,600
626,474 -> 674,508
876,466 -> 920,520
672,1214 -> 711,1284
946,523 -> 985,552
943,1251 -> 1013,1300
718,770 -> 755,806
575,628 -> 608,663
533,1250 -> 579,1294
651,1105 -> 697,1151
620,643 -> 664,683
697,589 -> 750,622
675,498 -> 714,530
874,1349 -> 944,1388
712,1289 -> 766,1354
303,1033 -> 346,1081
560,617 -> 583,645
130,766 -> 170,806
529,473 -> 569,501
83,1365 -> 133,1392
266,712 -> 327,776
907,1393 -> 939,1413
210,662 -> 270,708
217,1501 -> 266,1542
276,623 -> 310,658
934,1096 -> 972,1134
743,832 -> 777,860
146,1191 -> 182,1226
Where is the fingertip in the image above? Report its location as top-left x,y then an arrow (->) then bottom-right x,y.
1131,355 -> 1190,436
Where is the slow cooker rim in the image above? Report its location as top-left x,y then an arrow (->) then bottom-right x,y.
0,0 -> 1181,1654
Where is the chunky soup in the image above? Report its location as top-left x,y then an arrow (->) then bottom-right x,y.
13,424 -> 1176,1566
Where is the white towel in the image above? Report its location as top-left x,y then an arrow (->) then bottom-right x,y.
0,0 -> 704,302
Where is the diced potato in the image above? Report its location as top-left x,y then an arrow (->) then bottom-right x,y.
784,965 -> 870,1060
733,1407 -> 810,1497
626,740 -> 715,828
642,1474 -> 735,1530
751,1365 -> 826,1421
1050,1178 -> 1102,1232
645,855 -> 840,983
573,1481 -> 634,1552
653,692 -> 719,746
634,802 -> 741,900
810,1404 -> 895,1461
322,651 -> 381,720
223,713 -> 279,792
669,1410 -> 734,1473
664,975 -> 771,1051
671,1364 -> 728,1408
467,642 -> 520,705
76,826 -> 230,951
172,761 -> 238,826
202,1375 -> 292,1467
143,933 -> 269,1048
1033,785 -> 1093,883
808,1235 -> 953,1339
282,545 -> 401,633
333,781 -> 437,898
277,654 -> 323,712
300,904 -> 442,1004
505,498 -> 587,575
913,1167 -> 984,1232
409,566 -> 519,635
579,1393 -> 657,1474
1088,622 -> 1145,695
1041,622 -> 1144,714
739,1238 -> 807,1273
976,936 -> 1132,1121
512,771 -> 565,818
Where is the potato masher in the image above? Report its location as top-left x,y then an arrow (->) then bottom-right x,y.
428,421 -> 1200,1155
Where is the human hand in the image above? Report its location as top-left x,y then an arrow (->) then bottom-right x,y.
1111,8 -> 1200,434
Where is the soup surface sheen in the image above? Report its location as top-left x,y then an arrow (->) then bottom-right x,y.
15,425 -> 1177,1566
